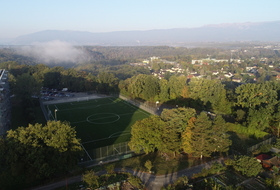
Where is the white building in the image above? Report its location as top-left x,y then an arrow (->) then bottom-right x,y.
0,69 -> 11,136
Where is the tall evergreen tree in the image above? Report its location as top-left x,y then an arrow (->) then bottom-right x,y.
211,115 -> 232,153
182,112 -> 214,158
182,113 -> 231,158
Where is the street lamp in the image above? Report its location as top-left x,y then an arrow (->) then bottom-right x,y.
54,109 -> 58,121
156,101 -> 159,110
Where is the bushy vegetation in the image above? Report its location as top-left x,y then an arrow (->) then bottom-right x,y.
82,170 -> 144,190
193,162 -> 226,178
226,123 -> 268,139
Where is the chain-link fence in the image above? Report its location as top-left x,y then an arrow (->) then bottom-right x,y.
247,136 -> 276,155
39,98 -> 49,121
78,141 -> 143,167
115,94 -> 159,115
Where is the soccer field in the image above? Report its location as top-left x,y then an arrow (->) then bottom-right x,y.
45,97 -> 151,151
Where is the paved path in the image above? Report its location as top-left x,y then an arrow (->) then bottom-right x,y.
31,157 -> 225,190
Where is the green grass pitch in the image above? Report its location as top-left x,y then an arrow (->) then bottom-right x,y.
45,97 -> 151,150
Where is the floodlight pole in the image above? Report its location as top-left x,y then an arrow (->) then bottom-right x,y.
55,109 -> 58,121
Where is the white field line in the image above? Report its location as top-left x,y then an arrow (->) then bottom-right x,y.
70,112 -> 143,124
81,144 -> 93,160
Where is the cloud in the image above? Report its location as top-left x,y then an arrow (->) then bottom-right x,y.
19,41 -> 87,64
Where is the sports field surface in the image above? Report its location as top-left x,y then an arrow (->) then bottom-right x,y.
45,97 -> 151,151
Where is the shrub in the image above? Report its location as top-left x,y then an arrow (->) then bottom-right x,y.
144,160 -> 153,172
82,170 -> 99,189
226,123 -> 268,139
127,175 -> 144,189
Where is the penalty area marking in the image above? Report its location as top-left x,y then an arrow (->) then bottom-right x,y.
86,113 -> 120,124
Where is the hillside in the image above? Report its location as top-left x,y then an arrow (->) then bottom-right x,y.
2,21 -> 280,46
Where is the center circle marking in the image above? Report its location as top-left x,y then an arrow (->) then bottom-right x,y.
86,113 -> 120,124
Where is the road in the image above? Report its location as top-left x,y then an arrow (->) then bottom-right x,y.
31,157 -> 225,190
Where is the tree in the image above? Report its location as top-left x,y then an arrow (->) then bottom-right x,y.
4,121 -> 82,181
129,115 -> 165,154
235,82 -> 278,109
158,108 -> 196,156
235,82 -> 279,131
130,108 -> 197,156
97,72 -> 119,94
182,112 -> 215,158
188,78 -> 231,114
168,75 -> 187,100
182,112 -> 231,158
11,73 -> 41,123
231,155 -> 262,177
104,164 -> 115,174
144,160 -> 153,172
162,175 -> 189,190
211,115 -> 232,154
43,71 -> 62,89
158,78 -> 169,102
12,73 -> 41,99
82,170 -> 99,189
247,107 -> 274,131
235,109 -> 246,122
128,74 -> 147,98
161,107 -> 196,133
28,63 -> 49,84
142,75 -> 160,101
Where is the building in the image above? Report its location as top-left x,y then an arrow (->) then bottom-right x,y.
192,58 -> 228,65
0,69 -> 11,136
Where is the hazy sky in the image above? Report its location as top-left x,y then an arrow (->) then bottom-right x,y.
1,0 -> 280,38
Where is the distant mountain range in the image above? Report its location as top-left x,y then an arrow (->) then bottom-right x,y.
2,21 -> 280,46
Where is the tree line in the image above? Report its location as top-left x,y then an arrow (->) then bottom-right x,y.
3,60 -> 280,134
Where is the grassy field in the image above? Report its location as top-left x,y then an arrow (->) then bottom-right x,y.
45,97 -> 151,156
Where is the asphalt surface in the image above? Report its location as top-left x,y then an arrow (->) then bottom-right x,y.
31,157 -> 226,190
42,92 -> 107,105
